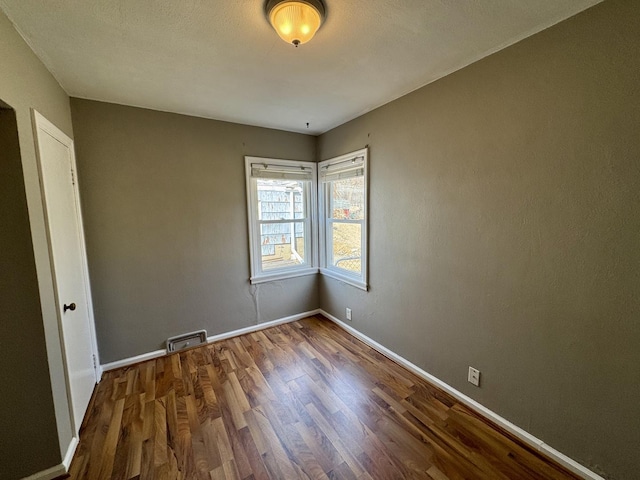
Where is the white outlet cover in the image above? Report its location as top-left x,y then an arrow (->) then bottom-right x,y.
346,308 -> 352,320
468,366 -> 481,387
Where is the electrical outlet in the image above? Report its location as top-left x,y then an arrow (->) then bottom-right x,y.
346,307 -> 352,321
468,366 -> 480,387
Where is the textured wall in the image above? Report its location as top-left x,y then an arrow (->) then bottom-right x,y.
70,99 -> 319,364
0,8 -> 75,478
0,108 -> 60,480
317,1 -> 639,478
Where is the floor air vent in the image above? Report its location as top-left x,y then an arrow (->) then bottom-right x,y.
166,329 -> 207,353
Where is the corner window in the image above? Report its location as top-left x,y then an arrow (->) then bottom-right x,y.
318,148 -> 368,290
245,157 -> 317,283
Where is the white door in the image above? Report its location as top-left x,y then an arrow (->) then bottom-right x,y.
33,111 -> 98,434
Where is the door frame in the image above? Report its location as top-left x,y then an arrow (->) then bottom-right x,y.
31,109 -> 100,455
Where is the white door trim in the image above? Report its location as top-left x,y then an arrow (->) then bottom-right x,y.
31,109 -> 100,461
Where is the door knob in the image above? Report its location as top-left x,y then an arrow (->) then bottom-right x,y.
63,302 -> 76,313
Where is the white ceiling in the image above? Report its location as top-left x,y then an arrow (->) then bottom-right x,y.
1,0 -> 602,134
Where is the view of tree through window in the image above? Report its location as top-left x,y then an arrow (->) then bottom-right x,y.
319,149 -> 368,289
330,176 -> 364,274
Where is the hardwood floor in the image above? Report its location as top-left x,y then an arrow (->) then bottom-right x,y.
69,316 -> 581,480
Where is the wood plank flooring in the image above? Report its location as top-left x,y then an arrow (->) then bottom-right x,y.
69,316 -> 582,480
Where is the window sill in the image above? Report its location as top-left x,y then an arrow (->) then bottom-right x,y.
319,268 -> 368,291
250,267 -> 319,285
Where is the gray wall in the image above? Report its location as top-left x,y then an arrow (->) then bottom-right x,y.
0,8 -> 75,478
0,107 -> 58,479
2,0 -> 638,478
70,99 -> 318,364
318,1 -> 639,479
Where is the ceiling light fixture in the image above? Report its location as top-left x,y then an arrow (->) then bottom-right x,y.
265,0 -> 326,47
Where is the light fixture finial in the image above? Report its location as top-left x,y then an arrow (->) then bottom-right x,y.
265,0 -> 326,47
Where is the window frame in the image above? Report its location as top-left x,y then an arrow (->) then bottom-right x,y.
245,156 -> 318,284
318,148 -> 368,291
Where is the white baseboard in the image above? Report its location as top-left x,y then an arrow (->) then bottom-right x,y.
97,308 -> 603,480
95,363 -> 104,381
21,464 -> 66,480
101,347 -> 166,372
319,309 -> 605,480
101,309 -> 322,372
21,435 -> 78,479
62,435 -> 79,470
206,309 -> 321,343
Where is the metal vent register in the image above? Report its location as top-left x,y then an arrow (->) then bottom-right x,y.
166,329 -> 207,353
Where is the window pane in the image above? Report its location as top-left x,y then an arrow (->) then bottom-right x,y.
260,222 -> 306,271
257,179 -> 305,220
331,222 -> 361,274
331,177 -> 364,220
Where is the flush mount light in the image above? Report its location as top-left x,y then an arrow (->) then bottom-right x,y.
265,0 -> 326,47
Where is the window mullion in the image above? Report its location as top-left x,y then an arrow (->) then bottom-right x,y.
259,219 -> 306,225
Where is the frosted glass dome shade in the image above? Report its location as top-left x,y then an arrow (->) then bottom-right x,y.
268,1 -> 324,46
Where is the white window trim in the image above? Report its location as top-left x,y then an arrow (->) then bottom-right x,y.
319,266 -> 368,291
318,148 -> 368,291
245,156 -> 318,284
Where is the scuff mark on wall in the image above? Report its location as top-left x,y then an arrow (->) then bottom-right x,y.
249,283 -> 260,324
